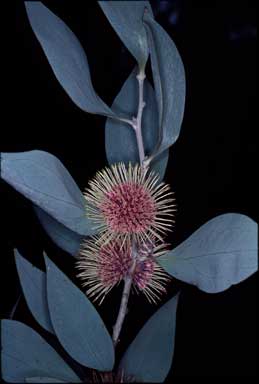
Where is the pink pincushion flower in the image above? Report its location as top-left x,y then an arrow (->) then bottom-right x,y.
76,236 -> 170,304
84,163 -> 176,243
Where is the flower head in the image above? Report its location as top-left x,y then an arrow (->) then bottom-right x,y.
76,236 -> 170,304
84,163 -> 176,244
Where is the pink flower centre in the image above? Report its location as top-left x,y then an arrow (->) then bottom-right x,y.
99,182 -> 156,233
98,244 -> 132,286
98,242 -> 155,290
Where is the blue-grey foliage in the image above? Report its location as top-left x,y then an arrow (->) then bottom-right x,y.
34,206 -> 84,256
44,254 -> 115,371
143,10 -> 186,157
105,67 -> 169,180
119,293 -> 179,383
151,149 -> 169,182
25,378 -> 67,383
1,151 -> 95,238
98,1 -> 153,69
14,250 -> 54,334
1,1 -> 255,381
25,2 -> 115,117
159,214 -> 258,293
1,320 -> 81,383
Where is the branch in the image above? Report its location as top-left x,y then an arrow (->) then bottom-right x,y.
110,68 -> 147,164
111,115 -> 134,126
112,68 -> 147,347
112,275 -> 133,346
132,69 -> 146,164
112,241 -> 137,346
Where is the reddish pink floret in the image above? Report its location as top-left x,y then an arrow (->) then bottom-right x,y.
99,182 -> 156,233
97,241 -> 156,290
98,243 -> 132,286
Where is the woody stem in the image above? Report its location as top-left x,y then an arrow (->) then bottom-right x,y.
112,241 -> 138,346
132,68 -> 146,164
112,68 -> 146,347
112,275 -> 133,346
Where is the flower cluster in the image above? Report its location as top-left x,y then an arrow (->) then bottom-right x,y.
76,163 -> 176,303
90,369 -> 134,383
77,236 -> 170,304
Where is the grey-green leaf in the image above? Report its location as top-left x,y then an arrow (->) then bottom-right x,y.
150,149 -> 169,182
1,320 -> 81,383
14,250 -> 54,334
159,214 -> 258,293
44,254 -> 115,371
98,1 -> 153,69
143,10 -> 186,156
119,294 -> 179,382
34,206 -> 84,256
25,378 -> 68,383
25,1 -> 115,117
1,150 -> 95,237
105,67 -> 169,180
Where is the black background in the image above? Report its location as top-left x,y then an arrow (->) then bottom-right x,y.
1,0 -> 257,379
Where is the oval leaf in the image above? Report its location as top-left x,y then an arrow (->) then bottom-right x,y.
1,320 -> 81,383
14,250 -> 54,334
25,1 -> 115,117
105,67 -> 169,180
44,254 -> 114,371
143,10 -> 186,156
98,1 -> 153,69
119,293 -> 179,382
34,206 -> 84,256
159,214 -> 258,293
1,150 -> 95,237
